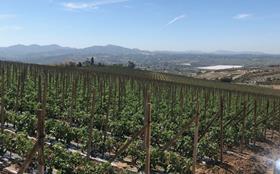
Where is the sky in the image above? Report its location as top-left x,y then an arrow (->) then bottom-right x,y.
0,0 -> 280,53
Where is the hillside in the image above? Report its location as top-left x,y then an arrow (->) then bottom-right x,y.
1,61 -> 280,173
1,45 -> 280,70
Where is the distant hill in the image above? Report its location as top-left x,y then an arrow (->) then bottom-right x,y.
0,44 -> 278,65
0,44 -> 152,64
81,44 -> 150,55
0,44 -> 74,53
213,50 -> 267,55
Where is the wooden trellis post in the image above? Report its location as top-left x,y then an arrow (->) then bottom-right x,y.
240,99 -> 247,153
14,71 -> 21,111
253,98 -> 257,146
0,70 -> 6,134
219,95 -> 224,162
264,100 -> 269,138
109,88 -> 152,173
0,102 -> 5,134
145,102 -> 152,174
87,88 -> 96,158
272,100 -> 276,139
278,101 -> 280,139
69,75 -> 78,124
112,77 -> 118,117
228,92 -> 232,113
143,84 -> 148,148
18,73 -> 47,174
118,77 -> 121,112
103,77 -> 112,154
37,109 -> 45,174
180,86 -> 184,113
204,89 -> 209,117
61,72 -> 66,107
192,100 -> 200,174
170,86 -> 176,117
235,94 -> 240,114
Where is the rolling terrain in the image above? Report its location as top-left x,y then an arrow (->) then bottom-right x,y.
1,44 -> 280,76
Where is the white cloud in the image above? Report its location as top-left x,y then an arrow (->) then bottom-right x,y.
0,14 -> 16,20
123,5 -> 132,8
165,14 -> 186,27
63,2 -> 97,10
63,0 -> 129,10
0,26 -> 23,31
233,13 -> 253,19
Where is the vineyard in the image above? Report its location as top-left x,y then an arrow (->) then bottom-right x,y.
0,60 -> 280,174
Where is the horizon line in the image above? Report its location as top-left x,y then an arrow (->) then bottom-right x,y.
0,43 -> 279,55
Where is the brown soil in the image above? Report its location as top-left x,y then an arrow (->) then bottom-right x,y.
196,130 -> 280,174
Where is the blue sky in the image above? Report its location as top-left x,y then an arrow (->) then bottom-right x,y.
0,0 -> 280,53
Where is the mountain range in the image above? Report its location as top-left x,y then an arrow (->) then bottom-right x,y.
0,44 -> 150,63
0,44 -> 276,64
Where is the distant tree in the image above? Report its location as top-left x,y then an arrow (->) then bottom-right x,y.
112,64 -> 124,67
61,61 -> 77,67
77,62 -> 82,67
128,61 -> 136,69
84,58 -> 91,66
220,77 -> 232,83
67,61 -> 77,67
90,57 -> 95,66
97,62 -> 104,67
